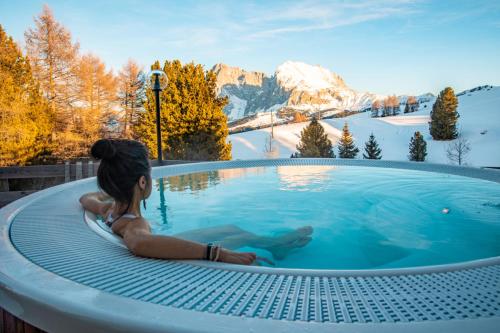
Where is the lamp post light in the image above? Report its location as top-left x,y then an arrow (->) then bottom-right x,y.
149,70 -> 167,165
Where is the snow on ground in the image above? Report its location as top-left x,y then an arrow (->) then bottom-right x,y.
230,86 -> 500,167
378,115 -> 430,126
232,112 -> 286,129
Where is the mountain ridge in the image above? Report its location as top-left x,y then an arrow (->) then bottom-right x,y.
213,61 -> 433,123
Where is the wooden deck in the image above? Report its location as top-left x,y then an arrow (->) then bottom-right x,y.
1,307 -> 46,333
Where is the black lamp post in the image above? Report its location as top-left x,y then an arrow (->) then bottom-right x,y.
151,70 -> 165,165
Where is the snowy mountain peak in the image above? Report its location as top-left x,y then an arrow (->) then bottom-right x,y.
214,61 -> 435,123
275,61 -> 347,92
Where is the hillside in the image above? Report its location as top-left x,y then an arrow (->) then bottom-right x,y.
230,85 -> 500,167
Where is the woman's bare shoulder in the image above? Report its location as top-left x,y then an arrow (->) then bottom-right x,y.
112,216 -> 151,237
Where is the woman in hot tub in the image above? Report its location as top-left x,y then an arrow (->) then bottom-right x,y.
80,139 -> 312,265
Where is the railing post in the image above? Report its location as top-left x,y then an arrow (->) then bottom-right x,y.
64,161 -> 70,183
76,161 -> 82,180
88,160 -> 94,178
0,179 -> 9,191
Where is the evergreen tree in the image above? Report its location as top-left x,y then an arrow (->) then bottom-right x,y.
0,25 -> 53,166
295,118 -> 335,157
404,101 -> 410,113
338,122 -> 359,158
412,101 -> 419,113
429,87 -> 459,140
134,60 -> 231,161
408,131 -> 427,162
363,133 -> 382,159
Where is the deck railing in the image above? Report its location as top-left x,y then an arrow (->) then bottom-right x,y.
0,159 -> 189,207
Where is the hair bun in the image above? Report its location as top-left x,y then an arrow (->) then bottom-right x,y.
91,139 -> 117,160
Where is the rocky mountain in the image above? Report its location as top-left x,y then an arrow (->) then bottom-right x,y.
213,61 -> 433,124
212,63 -> 288,121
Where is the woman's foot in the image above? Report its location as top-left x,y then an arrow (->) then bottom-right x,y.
266,226 -> 313,260
268,236 -> 312,260
274,226 -> 313,244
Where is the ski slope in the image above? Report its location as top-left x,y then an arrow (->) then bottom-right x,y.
230,86 -> 500,167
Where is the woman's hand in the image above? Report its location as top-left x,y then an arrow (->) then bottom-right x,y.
219,249 -> 256,265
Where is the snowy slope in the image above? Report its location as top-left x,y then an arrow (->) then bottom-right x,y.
230,86 -> 500,167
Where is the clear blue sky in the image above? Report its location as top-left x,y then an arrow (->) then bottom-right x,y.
1,0 -> 499,95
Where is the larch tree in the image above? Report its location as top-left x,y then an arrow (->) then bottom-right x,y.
392,95 -> 401,115
76,53 -> 117,152
408,131 -> 427,162
371,100 -> 381,117
430,87 -> 459,140
24,4 -> 79,134
0,25 -> 53,166
405,96 -> 419,114
295,117 -> 335,158
383,95 -> 399,116
118,59 -> 145,138
363,133 -> 382,159
135,60 -> 231,161
446,135 -> 471,166
338,122 -> 359,158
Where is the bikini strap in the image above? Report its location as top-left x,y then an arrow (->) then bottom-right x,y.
121,213 -> 139,219
105,212 -> 138,227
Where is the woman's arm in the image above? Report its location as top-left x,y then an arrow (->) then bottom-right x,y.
79,192 -> 113,216
122,221 -> 256,265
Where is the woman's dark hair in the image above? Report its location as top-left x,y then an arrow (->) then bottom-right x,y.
91,139 -> 151,206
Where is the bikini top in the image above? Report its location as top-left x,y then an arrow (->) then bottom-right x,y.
105,212 -> 138,228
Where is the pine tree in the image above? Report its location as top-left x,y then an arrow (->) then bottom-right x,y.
134,60 -> 231,161
408,131 -> 427,162
295,118 -> 335,157
429,87 -> 459,140
404,101 -> 410,114
412,101 -> 419,113
0,25 -> 53,166
363,133 -> 382,159
338,122 -> 359,158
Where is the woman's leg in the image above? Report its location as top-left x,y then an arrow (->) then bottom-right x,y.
173,224 -> 313,259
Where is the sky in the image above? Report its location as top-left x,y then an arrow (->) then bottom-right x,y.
1,0 -> 499,95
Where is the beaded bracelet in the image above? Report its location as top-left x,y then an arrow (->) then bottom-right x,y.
213,246 -> 221,262
209,244 -> 216,261
206,243 -> 213,261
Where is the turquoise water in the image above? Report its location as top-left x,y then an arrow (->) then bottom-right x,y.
144,166 -> 500,270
